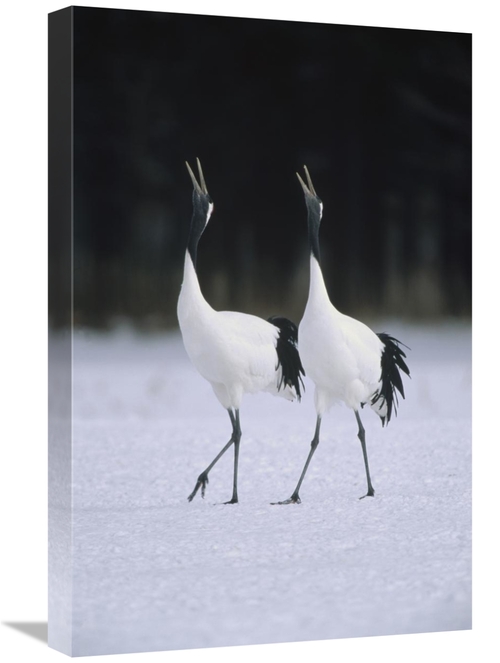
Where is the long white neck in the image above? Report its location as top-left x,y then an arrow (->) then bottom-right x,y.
177,250 -> 214,326
305,254 -> 336,313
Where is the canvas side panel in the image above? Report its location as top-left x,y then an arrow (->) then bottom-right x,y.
48,6 -> 73,656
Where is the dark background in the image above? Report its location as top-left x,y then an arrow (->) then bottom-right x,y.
67,7 -> 471,330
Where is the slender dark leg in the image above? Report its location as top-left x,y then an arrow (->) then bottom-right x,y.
272,415 -> 322,504
355,410 -> 375,499
223,409 -> 241,504
187,408 -> 242,502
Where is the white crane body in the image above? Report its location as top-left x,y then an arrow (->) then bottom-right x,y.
178,253 -> 296,410
299,256 -> 385,415
274,166 -> 410,504
178,159 -> 304,503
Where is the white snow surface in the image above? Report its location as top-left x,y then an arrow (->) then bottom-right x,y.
69,321 -> 471,656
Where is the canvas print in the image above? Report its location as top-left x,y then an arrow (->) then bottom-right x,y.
48,6 -> 472,657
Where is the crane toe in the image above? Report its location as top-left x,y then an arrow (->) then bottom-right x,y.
187,472 -> 209,501
271,494 -> 302,505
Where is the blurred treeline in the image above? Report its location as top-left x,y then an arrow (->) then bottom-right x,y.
63,7 -> 471,330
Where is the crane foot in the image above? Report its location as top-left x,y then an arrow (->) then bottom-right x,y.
359,487 -> 375,500
187,472 -> 209,502
271,494 -> 301,505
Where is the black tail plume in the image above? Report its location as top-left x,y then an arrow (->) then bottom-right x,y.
371,333 -> 411,426
268,316 -> 306,401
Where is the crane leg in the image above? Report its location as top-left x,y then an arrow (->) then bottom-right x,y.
355,410 -> 375,498
272,415 -> 322,504
187,408 -> 242,503
224,409 -> 241,504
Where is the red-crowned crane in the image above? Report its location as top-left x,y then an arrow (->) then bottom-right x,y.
178,159 -> 305,504
274,166 -> 410,503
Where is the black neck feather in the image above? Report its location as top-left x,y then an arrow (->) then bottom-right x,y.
306,200 -> 322,262
187,229 -> 199,268
187,194 -> 209,269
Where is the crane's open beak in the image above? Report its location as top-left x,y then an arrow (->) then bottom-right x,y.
296,165 -> 317,198
186,158 -> 209,195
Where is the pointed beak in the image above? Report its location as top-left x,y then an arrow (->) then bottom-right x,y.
296,165 -> 317,197
186,158 -> 209,195
196,158 -> 209,194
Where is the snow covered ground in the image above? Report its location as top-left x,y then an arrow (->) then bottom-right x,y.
69,321 -> 471,656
